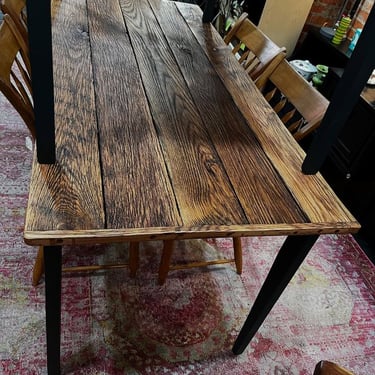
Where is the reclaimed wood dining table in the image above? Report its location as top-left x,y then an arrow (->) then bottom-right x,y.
23,0 -> 360,373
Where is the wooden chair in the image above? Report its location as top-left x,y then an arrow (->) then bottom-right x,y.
256,58 -> 330,142
314,360 -> 355,375
223,12 -> 286,87
0,0 -> 28,45
0,14 -> 139,286
0,14 -> 34,137
158,238 -> 242,285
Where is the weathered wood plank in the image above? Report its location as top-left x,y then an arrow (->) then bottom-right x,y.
152,0 -> 307,225
177,2 -> 359,227
24,0 -> 359,247
119,0 -> 247,226
24,219 -> 358,246
25,0 -> 104,231
87,0 -> 181,228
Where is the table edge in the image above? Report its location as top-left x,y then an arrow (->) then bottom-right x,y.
24,222 -> 360,246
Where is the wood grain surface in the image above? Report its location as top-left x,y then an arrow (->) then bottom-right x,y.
87,0 -> 180,229
25,0 -> 104,232
120,0 -> 246,225
152,0 -> 306,224
24,0 -> 360,246
176,2 -> 359,227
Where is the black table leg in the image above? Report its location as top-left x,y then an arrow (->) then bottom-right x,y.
26,0 -> 56,164
232,235 -> 319,355
202,0 -> 217,23
44,246 -> 62,374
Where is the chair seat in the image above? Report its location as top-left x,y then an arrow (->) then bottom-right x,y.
314,360 -> 355,375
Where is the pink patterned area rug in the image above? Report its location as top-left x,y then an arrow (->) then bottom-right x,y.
1,93 -> 375,375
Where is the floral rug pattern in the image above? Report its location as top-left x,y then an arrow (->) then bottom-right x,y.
1,94 -> 375,374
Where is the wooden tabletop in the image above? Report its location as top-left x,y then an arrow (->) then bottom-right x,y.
24,0 -> 360,246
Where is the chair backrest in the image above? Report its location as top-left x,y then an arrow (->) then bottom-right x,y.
0,14 -> 35,138
224,13 -> 286,86
257,58 -> 329,142
0,0 -> 28,44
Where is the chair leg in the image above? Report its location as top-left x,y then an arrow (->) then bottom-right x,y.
33,242 -> 141,285
32,245 -> 45,286
158,240 -> 175,285
129,241 -> 140,277
233,237 -> 243,274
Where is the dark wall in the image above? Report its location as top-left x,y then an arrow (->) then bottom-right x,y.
243,0 -> 266,25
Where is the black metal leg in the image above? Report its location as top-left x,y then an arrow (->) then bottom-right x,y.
202,0 -> 217,23
232,235 -> 319,355
44,246 -> 62,374
26,0 -> 56,164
